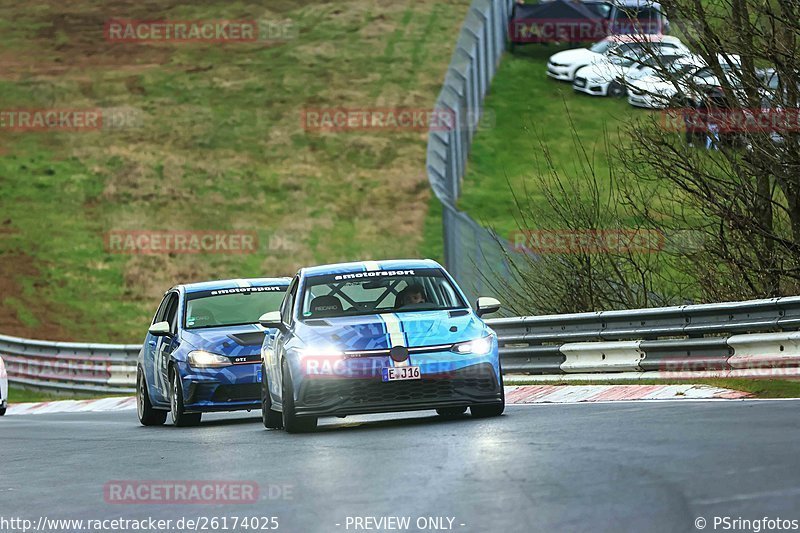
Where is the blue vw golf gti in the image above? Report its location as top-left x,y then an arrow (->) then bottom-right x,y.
137,278 -> 290,426
259,260 -> 504,433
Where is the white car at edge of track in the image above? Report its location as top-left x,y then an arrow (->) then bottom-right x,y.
627,54 -> 742,108
573,50 -> 691,97
547,34 -> 687,83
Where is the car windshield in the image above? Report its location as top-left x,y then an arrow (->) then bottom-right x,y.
300,268 -> 467,319
590,40 -> 613,54
184,286 -> 287,329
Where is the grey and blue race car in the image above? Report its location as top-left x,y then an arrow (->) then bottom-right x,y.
259,259 -> 504,433
137,278 -> 290,427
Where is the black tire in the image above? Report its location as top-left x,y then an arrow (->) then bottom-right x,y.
608,81 -> 627,97
261,365 -> 283,429
281,359 -> 317,433
0,407 -> 6,417
471,380 -> 505,418
137,367 -> 167,426
436,407 -> 467,418
170,369 -> 201,427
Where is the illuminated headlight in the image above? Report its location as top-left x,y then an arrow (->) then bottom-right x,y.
187,350 -> 231,368
451,335 -> 494,355
298,347 -> 343,358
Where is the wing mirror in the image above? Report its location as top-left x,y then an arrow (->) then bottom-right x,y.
476,297 -> 501,318
259,311 -> 286,332
148,321 -> 171,337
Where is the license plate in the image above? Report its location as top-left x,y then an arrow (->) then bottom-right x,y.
381,366 -> 421,382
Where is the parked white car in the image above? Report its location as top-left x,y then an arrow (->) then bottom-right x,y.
0,355 -> 7,416
574,50 -> 690,97
547,34 -> 688,82
627,54 -> 742,108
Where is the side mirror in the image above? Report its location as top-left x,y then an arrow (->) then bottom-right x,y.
148,321 -> 171,337
476,297 -> 501,318
259,311 -> 286,332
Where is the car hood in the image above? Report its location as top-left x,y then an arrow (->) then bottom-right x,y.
181,324 -> 267,357
579,61 -> 624,80
549,48 -> 599,66
294,310 -> 489,352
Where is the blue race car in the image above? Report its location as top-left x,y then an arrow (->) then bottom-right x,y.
137,278 -> 290,427
258,259 -> 504,432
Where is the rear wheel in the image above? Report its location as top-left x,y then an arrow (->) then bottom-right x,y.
137,368 -> 167,426
261,365 -> 283,429
0,406 -> 6,416
436,407 -> 467,418
281,359 -> 317,433
170,369 -> 201,427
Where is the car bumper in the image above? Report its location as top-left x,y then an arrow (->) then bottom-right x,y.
628,92 -> 666,109
292,362 -> 503,418
573,77 -> 607,96
547,64 -> 573,81
179,362 -> 262,412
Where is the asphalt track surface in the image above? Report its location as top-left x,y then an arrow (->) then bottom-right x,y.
3,401 -> 800,533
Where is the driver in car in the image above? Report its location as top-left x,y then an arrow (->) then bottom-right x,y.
397,284 -> 427,307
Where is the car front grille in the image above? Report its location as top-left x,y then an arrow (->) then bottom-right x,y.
300,365 -> 499,407
211,383 -> 261,402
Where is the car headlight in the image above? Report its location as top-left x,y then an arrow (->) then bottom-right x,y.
187,350 -> 231,368
451,335 -> 494,355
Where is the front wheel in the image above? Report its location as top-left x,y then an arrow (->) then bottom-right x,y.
470,403 -> 505,417
0,406 -> 6,416
137,368 -> 166,426
608,81 -> 627,97
170,369 -> 201,427
262,365 -> 283,429
281,359 -> 317,433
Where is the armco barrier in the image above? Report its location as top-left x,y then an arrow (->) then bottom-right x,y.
0,334 -> 139,394
487,295 -> 800,375
4,295 -> 800,393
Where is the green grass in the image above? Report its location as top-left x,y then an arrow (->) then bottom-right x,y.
0,0 -> 472,342
454,44 -> 643,239
6,385 -> 100,403
503,377 -> 800,398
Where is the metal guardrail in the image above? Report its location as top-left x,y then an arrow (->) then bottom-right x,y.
0,334 -> 139,394
3,296 -> 800,393
487,296 -> 800,375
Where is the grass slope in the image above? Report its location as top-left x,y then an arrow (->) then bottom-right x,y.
0,0 -> 468,342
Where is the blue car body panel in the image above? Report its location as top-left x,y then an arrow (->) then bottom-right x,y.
262,260 -> 503,418
139,278 -> 291,413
